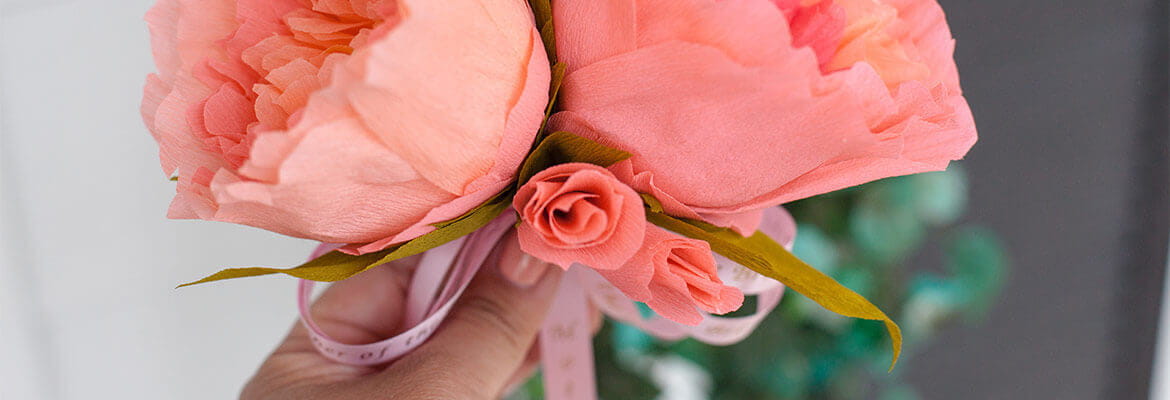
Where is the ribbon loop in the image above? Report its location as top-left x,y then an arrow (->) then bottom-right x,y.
296,214 -> 514,366
294,207 -> 800,399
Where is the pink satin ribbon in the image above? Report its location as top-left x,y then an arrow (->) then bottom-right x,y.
296,207 -> 795,399
539,267 -> 598,400
297,214 -> 512,366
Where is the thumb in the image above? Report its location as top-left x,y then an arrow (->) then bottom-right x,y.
380,232 -> 561,399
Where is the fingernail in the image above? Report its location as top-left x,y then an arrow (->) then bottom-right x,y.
502,253 -> 551,288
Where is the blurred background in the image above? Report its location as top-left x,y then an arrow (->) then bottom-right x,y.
1,0 -> 1167,399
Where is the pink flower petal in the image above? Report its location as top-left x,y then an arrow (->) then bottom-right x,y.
143,0 -> 550,251
552,0 -> 976,224
601,224 -> 745,326
515,163 -> 646,270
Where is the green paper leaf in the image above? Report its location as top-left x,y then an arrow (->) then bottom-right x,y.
180,110 -> 617,289
528,0 -> 563,135
640,193 -> 665,213
540,62 -> 566,133
539,23 -> 557,65
178,192 -> 513,287
528,0 -> 556,64
644,208 -> 903,370
517,131 -> 631,185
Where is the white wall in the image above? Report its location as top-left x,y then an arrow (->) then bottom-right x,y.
1,1 -> 316,398
1151,244 -> 1170,399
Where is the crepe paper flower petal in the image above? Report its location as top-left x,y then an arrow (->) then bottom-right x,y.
142,0 -> 550,251
607,224 -> 745,326
551,0 -> 976,223
515,163 -> 647,270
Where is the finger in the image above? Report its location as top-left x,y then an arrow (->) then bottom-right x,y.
501,344 -> 542,397
379,234 -> 561,399
289,255 -> 420,351
242,257 -> 419,399
502,302 -> 605,396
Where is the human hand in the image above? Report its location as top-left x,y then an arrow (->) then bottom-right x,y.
241,231 -> 566,399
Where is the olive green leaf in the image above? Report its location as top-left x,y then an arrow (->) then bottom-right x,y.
178,192 -> 512,287
529,0 -> 556,64
645,207 -> 903,370
517,131 -> 631,185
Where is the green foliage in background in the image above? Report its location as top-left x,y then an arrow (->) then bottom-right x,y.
510,166 -> 1007,400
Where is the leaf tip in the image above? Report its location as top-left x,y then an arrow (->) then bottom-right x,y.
886,320 -> 903,372
175,278 -> 208,289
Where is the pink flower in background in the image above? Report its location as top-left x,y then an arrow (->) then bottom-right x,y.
141,0 -> 549,253
600,224 -> 744,326
514,163 -> 646,270
550,0 -> 976,234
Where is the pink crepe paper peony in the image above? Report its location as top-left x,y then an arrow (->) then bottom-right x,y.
141,0 -> 550,254
514,163 -> 646,270
549,0 -> 976,234
599,224 -> 744,326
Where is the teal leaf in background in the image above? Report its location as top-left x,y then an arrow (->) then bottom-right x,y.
903,276 -> 965,342
946,227 -> 1008,320
612,321 -> 654,354
762,355 -> 813,399
908,166 -> 968,225
635,302 -> 656,320
850,178 -> 927,263
792,223 -> 840,273
669,339 -> 714,368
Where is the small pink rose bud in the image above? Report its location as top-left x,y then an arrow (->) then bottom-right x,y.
513,163 -> 646,270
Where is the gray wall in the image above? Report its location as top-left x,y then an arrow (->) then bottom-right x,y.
906,1 -> 1169,399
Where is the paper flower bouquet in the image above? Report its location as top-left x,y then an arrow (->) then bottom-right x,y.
141,0 -> 975,397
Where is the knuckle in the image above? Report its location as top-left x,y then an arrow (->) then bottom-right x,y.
453,294 -> 529,351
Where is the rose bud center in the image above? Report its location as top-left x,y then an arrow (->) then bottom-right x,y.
546,192 -> 608,245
